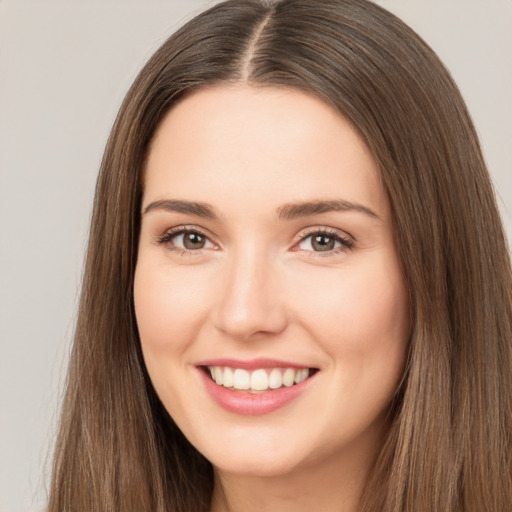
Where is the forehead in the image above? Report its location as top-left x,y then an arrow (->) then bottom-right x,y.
143,85 -> 388,219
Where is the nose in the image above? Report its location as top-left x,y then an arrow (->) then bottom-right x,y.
213,246 -> 288,341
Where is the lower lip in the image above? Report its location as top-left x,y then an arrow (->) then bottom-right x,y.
198,369 -> 315,416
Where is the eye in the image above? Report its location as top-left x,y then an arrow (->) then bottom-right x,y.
296,229 -> 353,254
157,228 -> 216,253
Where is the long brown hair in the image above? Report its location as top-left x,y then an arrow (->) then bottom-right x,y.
48,1 -> 512,510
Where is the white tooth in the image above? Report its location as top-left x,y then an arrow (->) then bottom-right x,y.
209,366 -> 215,379
269,368 -> 283,389
251,369 -> 269,391
223,367 -> 234,388
295,368 -> 309,384
283,368 -> 295,387
233,369 -> 250,390
213,366 -> 223,385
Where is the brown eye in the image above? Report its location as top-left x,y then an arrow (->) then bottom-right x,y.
311,234 -> 336,252
297,230 -> 353,254
158,229 -> 215,252
183,232 -> 206,250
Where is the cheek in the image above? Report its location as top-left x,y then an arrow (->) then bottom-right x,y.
290,255 -> 409,368
133,261 -> 212,416
133,261 -> 211,348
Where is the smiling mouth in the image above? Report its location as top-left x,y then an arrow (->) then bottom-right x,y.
202,366 -> 318,394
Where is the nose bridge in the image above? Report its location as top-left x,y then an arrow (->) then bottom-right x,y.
214,241 -> 286,340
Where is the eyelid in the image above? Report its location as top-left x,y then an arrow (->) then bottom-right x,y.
292,226 -> 355,255
154,224 -> 354,256
155,225 -> 219,252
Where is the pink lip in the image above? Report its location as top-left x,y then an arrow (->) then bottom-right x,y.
196,363 -> 317,416
197,358 -> 310,370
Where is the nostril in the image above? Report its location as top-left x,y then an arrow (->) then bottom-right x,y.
213,273 -> 288,340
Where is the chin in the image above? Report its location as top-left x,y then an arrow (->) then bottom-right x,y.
212,452 -> 302,478
193,429 -> 308,478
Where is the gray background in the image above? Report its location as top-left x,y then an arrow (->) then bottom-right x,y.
0,1 -> 510,511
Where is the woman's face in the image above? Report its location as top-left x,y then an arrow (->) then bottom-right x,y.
134,85 -> 410,479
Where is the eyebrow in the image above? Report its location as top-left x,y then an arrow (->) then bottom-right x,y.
142,198 -> 380,221
143,199 -> 218,219
276,199 -> 380,220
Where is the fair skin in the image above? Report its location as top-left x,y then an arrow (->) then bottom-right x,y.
134,85 -> 410,512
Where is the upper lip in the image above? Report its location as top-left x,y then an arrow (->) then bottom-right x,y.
196,358 -> 315,370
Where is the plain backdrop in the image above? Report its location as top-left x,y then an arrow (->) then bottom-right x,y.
0,1 -> 510,511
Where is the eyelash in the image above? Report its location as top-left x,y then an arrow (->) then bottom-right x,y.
297,228 -> 354,257
155,226 -> 354,257
156,226 -> 213,257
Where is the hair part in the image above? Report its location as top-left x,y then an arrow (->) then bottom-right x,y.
48,1 -> 512,511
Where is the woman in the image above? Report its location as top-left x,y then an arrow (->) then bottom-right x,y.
47,0 -> 512,511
